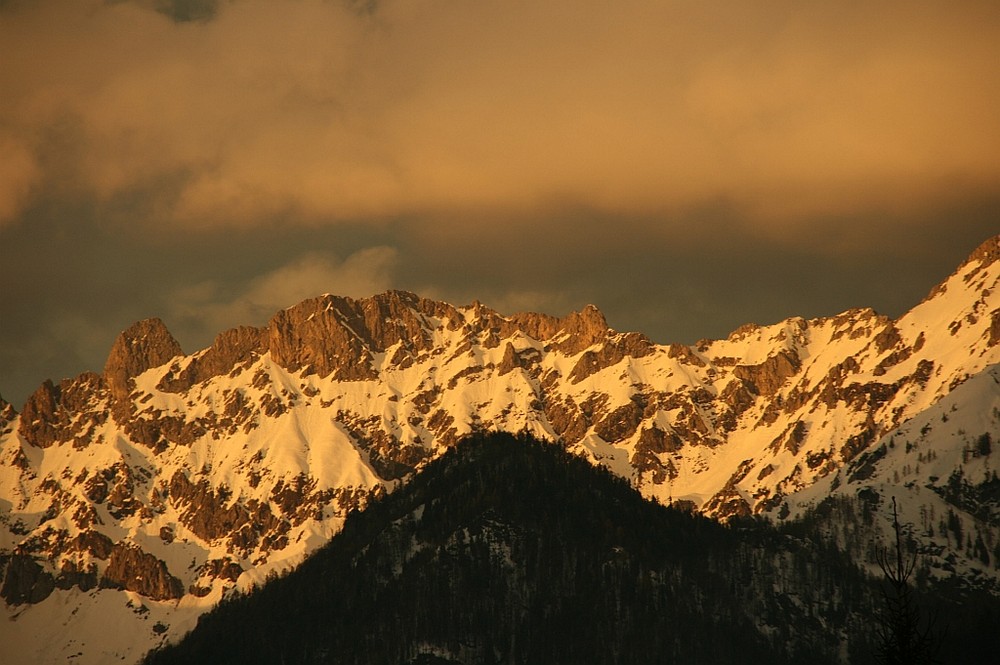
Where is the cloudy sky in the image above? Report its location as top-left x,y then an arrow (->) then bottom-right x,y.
2,0 -> 999,407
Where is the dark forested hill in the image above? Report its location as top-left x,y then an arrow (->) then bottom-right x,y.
141,432 -> 998,665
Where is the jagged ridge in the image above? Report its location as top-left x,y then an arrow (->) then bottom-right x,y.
0,235 -> 998,665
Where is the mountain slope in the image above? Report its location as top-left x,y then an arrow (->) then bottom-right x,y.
141,432 -> 1000,665
1,235 -> 998,664
139,432 -> 865,665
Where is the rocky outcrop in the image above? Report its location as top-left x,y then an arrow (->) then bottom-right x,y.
267,291 -> 468,381
1,553 -> 55,605
732,350 -> 800,397
568,333 -> 654,384
158,326 -> 266,392
168,471 -> 287,556
69,530 -> 114,559
267,295 -> 380,381
18,380 -> 60,448
83,463 -> 142,519
0,395 -> 15,432
104,318 -> 183,402
19,373 -> 108,449
966,234 -> 1000,270
337,410 -> 429,479
54,560 -> 97,591
632,425 -> 681,484
703,461 -> 757,519
594,400 -> 644,443
546,304 -> 610,355
667,343 -> 705,367
100,543 -> 183,601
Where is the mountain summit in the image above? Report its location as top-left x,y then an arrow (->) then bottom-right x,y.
1,235 -> 998,664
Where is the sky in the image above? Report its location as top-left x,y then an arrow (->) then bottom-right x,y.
1,0 -> 999,408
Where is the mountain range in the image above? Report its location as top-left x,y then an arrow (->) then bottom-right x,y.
140,431 -> 1000,665
1,234 -> 998,664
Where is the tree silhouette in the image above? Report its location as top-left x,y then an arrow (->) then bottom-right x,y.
874,497 -> 939,665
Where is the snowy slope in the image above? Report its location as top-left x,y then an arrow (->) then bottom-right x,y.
0,235 -> 998,664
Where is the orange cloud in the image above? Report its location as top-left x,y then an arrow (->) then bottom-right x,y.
2,0 -> 998,235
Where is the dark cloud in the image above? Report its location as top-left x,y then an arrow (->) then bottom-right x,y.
1,1 -> 998,406
149,0 -> 219,23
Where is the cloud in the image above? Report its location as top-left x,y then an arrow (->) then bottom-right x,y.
1,0 -> 997,238
166,246 -> 398,341
0,134 -> 40,225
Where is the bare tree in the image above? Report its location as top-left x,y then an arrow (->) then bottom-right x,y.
874,496 -> 939,665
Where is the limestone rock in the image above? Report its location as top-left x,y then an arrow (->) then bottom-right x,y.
159,326 -> 266,392
732,350 -> 801,397
100,543 -> 183,601
18,373 -> 108,448
0,395 -> 15,431
1,553 -> 55,605
104,318 -> 183,402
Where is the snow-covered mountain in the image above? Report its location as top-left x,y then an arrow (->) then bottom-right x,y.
1,235 -> 998,664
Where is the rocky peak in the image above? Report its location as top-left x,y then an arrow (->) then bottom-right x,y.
158,326 -> 266,393
922,233 -> 999,303
0,394 -> 16,429
548,304 -> 610,354
965,234 -> 999,269
18,379 -> 60,447
103,318 -> 183,402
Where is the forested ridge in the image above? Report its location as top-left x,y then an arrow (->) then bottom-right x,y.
142,432 -> 1000,664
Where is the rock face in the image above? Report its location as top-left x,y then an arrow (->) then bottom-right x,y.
158,326 -> 266,393
104,318 -> 183,402
0,236 -> 998,665
19,373 -> 108,449
1,554 -> 55,605
101,543 -> 183,601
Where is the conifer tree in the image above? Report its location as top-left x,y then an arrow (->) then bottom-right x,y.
874,497 -> 939,665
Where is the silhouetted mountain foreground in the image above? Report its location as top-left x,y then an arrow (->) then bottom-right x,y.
142,432 -> 999,664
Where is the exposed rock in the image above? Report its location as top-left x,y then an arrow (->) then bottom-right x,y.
268,296 -> 379,381
1,553 -> 55,605
719,379 -> 755,419
19,373 -> 108,449
632,426 -> 681,484
567,334 -> 652,384
69,530 -> 114,559
547,304 -> 609,354
198,557 -> 243,583
168,471 -> 287,556
101,542 -> 184,601
703,484 -> 752,520
54,560 -> 97,592
158,326 -> 266,392
104,318 -> 183,402
965,234 -> 1000,270
337,410 -> 427,479
18,380 -> 60,448
497,342 -> 521,376
447,365 -> 487,389
872,322 -> 903,354
267,291 -> 462,382
0,394 -> 16,431
768,421 -> 807,456
594,400 -> 643,443
667,343 -> 705,367
544,397 -> 589,445
839,418 -> 878,464
732,350 -> 800,397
